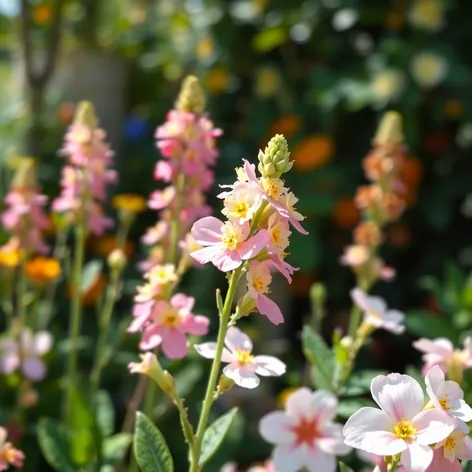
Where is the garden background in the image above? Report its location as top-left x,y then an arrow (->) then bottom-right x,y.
1,0 -> 472,470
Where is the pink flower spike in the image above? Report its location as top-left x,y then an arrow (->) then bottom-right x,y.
246,261 -> 284,325
343,373 -> 455,472
148,186 -> 176,210
425,366 -> 472,423
259,387 -> 350,472
190,217 -> 269,272
194,326 -> 285,389
350,288 -> 405,334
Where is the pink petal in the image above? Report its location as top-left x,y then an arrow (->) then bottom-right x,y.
253,355 -> 286,377
170,293 -> 195,312
139,325 -> 164,350
225,327 -> 252,352
213,251 -> 243,272
318,423 -> 351,455
190,245 -> 223,265
426,448 -> 461,472
343,407 -> 406,456
286,387 -> 315,420
311,390 -> 338,424
223,364 -> 259,389
195,342 -> 233,362
128,314 -> 148,332
191,216 -> 223,245
287,217 -> 308,235
242,159 -> 258,183
401,442 -> 433,472
22,356 -> 46,381
256,294 -> 284,325
258,411 -> 295,445
371,373 -> 424,422
181,315 -> 209,336
161,329 -> 189,359
457,436 -> 472,461
413,338 -> 453,357
238,230 -> 270,260
412,409 -> 455,445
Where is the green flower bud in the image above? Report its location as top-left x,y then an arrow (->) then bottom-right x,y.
74,101 -> 99,128
175,75 -> 206,115
374,111 -> 403,146
13,158 -> 37,188
129,353 -> 175,393
217,374 -> 235,394
257,134 -> 292,178
107,248 -> 127,273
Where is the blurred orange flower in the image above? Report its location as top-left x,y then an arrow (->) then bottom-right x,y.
33,4 -> 52,24
93,234 -> 135,259
269,115 -> 302,138
292,135 -> 334,172
206,68 -> 231,94
444,100 -> 463,119
398,155 -> 423,188
112,194 -> 147,214
388,224 -> 412,248
332,198 -> 360,229
25,257 -> 61,285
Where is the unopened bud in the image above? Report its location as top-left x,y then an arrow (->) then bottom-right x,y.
13,158 -> 37,188
175,75 -> 206,115
107,248 -> 127,273
340,336 -> 354,351
74,101 -> 99,128
258,134 -> 292,178
309,283 -> 326,305
235,292 -> 257,319
217,374 -> 235,394
129,353 -> 175,393
374,111 -> 403,146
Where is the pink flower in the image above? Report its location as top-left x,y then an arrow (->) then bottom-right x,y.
425,366 -> 472,424
0,427 -> 24,470
340,245 -> 370,267
350,288 -> 405,334
247,461 -> 277,472
195,327 -> 285,389
246,261 -> 283,325
0,330 -> 53,382
190,216 -> 269,272
259,387 -> 350,472
128,293 -> 209,359
343,373 -> 455,472
221,182 -> 262,224
413,337 -> 472,378
427,429 -> 472,471
148,186 -> 176,210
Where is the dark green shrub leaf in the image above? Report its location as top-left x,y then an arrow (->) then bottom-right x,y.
100,433 -> 132,472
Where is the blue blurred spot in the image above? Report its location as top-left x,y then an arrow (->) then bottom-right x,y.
123,116 -> 150,141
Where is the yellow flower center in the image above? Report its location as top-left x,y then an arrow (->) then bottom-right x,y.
439,395 -> 453,411
163,310 -> 180,328
233,349 -> 254,365
271,228 -> 281,245
394,419 -> 416,439
445,435 -> 456,451
261,178 -> 283,199
235,202 -> 249,219
252,276 -> 266,293
221,234 -> 239,251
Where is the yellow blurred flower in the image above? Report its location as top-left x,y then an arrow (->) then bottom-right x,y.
409,0 -> 445,31
196,36 -> 215,60
254,66 -> 281,99
411,51 -> 447,89
278,387 -> 298,408
371,69 -> 405,103
112,194 -> 147,214
6,156 -> 38,171
25,257 -> 61,285
292,135 -> 334,172
33,4 -> 52,24
444,100 -> 463,119
0,250 -> 21,269
206,68 -> 231,94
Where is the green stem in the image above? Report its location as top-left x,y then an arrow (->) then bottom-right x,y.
65,224 -> 86,423
347,304 -> 362,340
169,173 -> 185,265
387,455 -> 400,471
190,266 -> 244,472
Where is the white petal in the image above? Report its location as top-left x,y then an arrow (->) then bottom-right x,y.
457,435 -> 472,461
223,364 -> 259,389
253,355 -> 286,377
412,409 -> 455,445
318,423 -> 351,455
425,365 -> 445,400
413,338 -> 453,357
258,411 -> 294,445
305,447 -> 337,472
272,444 -> 305,472
224,326 -> 252,352
453,399 -> 472,422
401,442 -> 433,472
343,407 -> 405,455
194,343 -> 232,362
311,390 -> 338,424
32,331 -> 53,355
371,373 -> 424,422
285,387 -> 314,420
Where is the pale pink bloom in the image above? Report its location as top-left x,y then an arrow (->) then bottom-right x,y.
221,183 -> 262,224
148,186 -> 176,210
425,366 -> 472,424
246,261 -> 283,325
219,462 -> 237,472
267,213 -> 291,253
141,221 -> 169,246
413,337 -> 472,377
154,160 -> 174,182
259,387 -> 350,472
190,216 -> 269,272
0,330 -> 53,381
343,373 -> 455,472
195,327 -> 285,389
242,160 -> 308,235
350,288 -> 405,334
0,427 -> 24,470
128,293 -> 209,359
247,461 -> 277,472
340,245 -> 369,267
428,429 -> 472,471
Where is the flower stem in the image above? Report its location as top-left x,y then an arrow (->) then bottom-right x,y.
189,265 -> 244,472
65,224 -> 86,423
169,172 -> 185,265
387,455 -> 400,471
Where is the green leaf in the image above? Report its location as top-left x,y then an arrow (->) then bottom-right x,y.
134,412 -> 174,472
341,370 -> 386,396
405,310 -> 457,341
339,462 -> 355,472
302,326 -> 338,391
199,408 -> 238,466
100,434 -> 132,472
337,398 -> 376,419
37,419 -> 78,472
94,390 -> 115,438
252,26 -> 287,52
81,260 -> 103,293
175,364 -> 203,399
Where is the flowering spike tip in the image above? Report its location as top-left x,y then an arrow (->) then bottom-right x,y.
175,75 -> 206,115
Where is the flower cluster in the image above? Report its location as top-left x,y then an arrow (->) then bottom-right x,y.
341,112 -> 406,287
142,75 -> 222,269
0,427 -> 24,470
1,159 -> 49,255
343,368 -> 472,472
53,101 -> 116,235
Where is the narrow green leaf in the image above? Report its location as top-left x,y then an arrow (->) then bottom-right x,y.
37,419 -> 78,472
199,408 -> 238,466
405,310 -> 457,341
95,390 -> 115,438
341,370 -> 386,396
337,398 -> 376,419
339,462 -> 355,472
81,260 -> 103,293
100,433 -> 132,472
134,412 -> 174,472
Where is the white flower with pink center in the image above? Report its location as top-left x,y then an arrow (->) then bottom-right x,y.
221,183 -> 262,224
413,337 -> 472,377
343,373 -> 455,472
425,366 -> 472,424
246,261 -> 283,325
195,327 -> 285,389
350,288 -> 405,334
428,429 -> 472,471
190,216 -> 269,272
258,387 -> 350,472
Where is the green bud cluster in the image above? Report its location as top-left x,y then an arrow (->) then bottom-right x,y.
175,75 -> 206,115
257,134 -> 293,178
